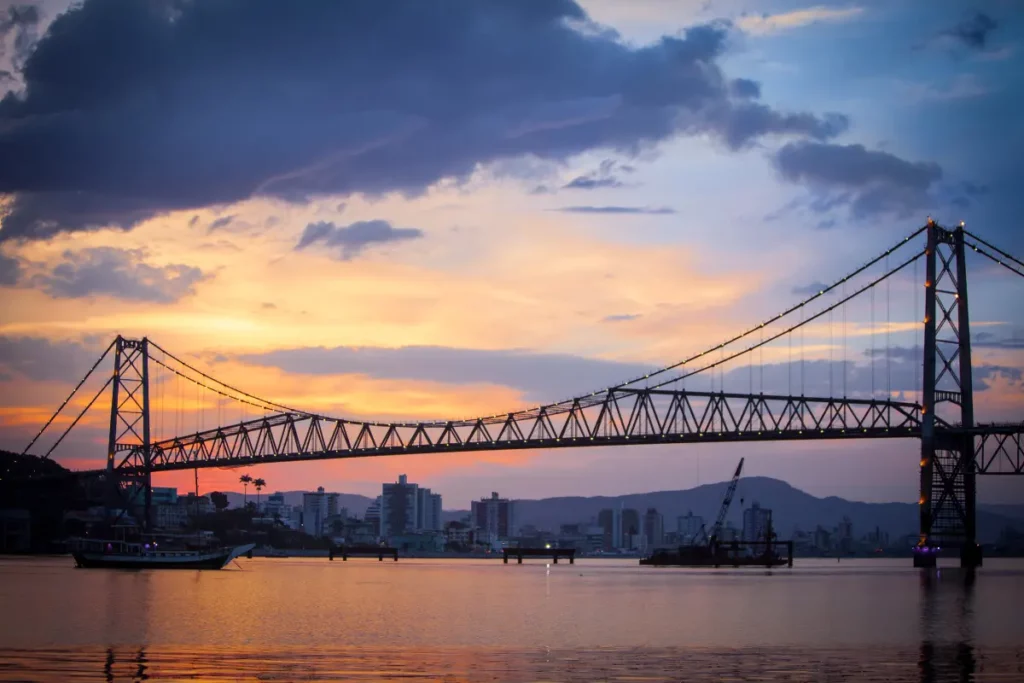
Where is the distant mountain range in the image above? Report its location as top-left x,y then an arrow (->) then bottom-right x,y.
217,478 -> 1024,543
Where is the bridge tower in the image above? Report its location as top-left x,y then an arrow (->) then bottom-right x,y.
917,221 -> 980,568
105,336 -> 153,530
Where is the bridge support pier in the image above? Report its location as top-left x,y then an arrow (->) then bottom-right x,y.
918,222 -> 978,569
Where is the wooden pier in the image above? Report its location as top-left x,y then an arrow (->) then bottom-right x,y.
503,547 -> 575,564
330,545 -> 398,561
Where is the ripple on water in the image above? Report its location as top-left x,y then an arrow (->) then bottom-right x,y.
0,645 -> 1022,682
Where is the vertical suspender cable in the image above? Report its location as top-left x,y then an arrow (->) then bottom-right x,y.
886,252 -> 892,399
829,308 -> 834,397
842,280 -> 847,397
871,285 -> 876,399
799,309 -> 803,396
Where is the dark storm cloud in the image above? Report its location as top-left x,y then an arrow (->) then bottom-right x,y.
294,220 -> 423,260
942,12 -> 998,50
556,206 -> 676,215
773,142 -> 943,219
237,345 -> 658,402
31,247 -> 206,303
0,0 -> 845,241
0,335 -> 100,382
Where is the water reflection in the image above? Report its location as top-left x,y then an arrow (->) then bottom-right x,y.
2,558 -> 1023,681
3,644 -> 1021,682
917,567 -> 978,683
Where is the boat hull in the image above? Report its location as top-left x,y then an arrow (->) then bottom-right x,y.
73,551 -> 230,570
72,543 -> 254,570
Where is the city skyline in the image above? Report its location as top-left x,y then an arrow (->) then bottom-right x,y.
1,1 -> 1023,506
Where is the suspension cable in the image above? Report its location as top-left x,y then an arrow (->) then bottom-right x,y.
646,248 -> 927,390
965,230 -> 1024,272
149,340 -> 310,416
965,237 -> 1024,279
145,226 -> 931,433
528,224 -> 930,408
140,226 -> 930,429
150,355 -> 287,415
21,339 -> 115,455
42,375 -> 114,459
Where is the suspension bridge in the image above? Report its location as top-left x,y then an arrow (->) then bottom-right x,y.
18,220 -> 1024,568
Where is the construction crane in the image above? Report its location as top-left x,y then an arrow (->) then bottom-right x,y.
695,457 -> 744,546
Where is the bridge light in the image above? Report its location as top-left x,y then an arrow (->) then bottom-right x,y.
920,459 -> 927,467
918,497 -> 926,505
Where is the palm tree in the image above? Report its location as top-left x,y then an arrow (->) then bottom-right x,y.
239,474 -> 253,508
253,478 -> 266,512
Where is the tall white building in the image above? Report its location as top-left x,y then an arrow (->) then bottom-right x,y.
677,511 -> 705,544
742,501 -> 772,544
418,489 -> 443,532
381,474 -> 419,536
265,492 -> 288,519
365,496 -> 381,530
303,486 -> 329,537
471,492 -> 516,541
642,508 -> 664,549
380,475 -> 442,536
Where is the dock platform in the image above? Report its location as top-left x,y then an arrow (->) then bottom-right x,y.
330,545 -> 398,561
503,547 -> 575,564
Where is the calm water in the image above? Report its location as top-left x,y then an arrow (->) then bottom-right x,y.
0,556 -> 1022,681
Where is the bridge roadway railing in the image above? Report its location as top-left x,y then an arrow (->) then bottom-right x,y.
107,388 -> 927,474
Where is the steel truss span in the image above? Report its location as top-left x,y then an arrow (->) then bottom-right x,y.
111,390 -> 925,474
974,426 -> 1024,475
21,221 -> 1024,567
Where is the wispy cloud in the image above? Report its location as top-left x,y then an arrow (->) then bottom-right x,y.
941,12 -> 998,50
899,74 -> 990,103
602,313 -> 640,323
792,280 -> 830,296
562,159 -> 634,191
555,206 -> 676,215
29,247 -> 207,304
737,6 -> 863,35
207,214 -> 237,232
294,219 -> 424,260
